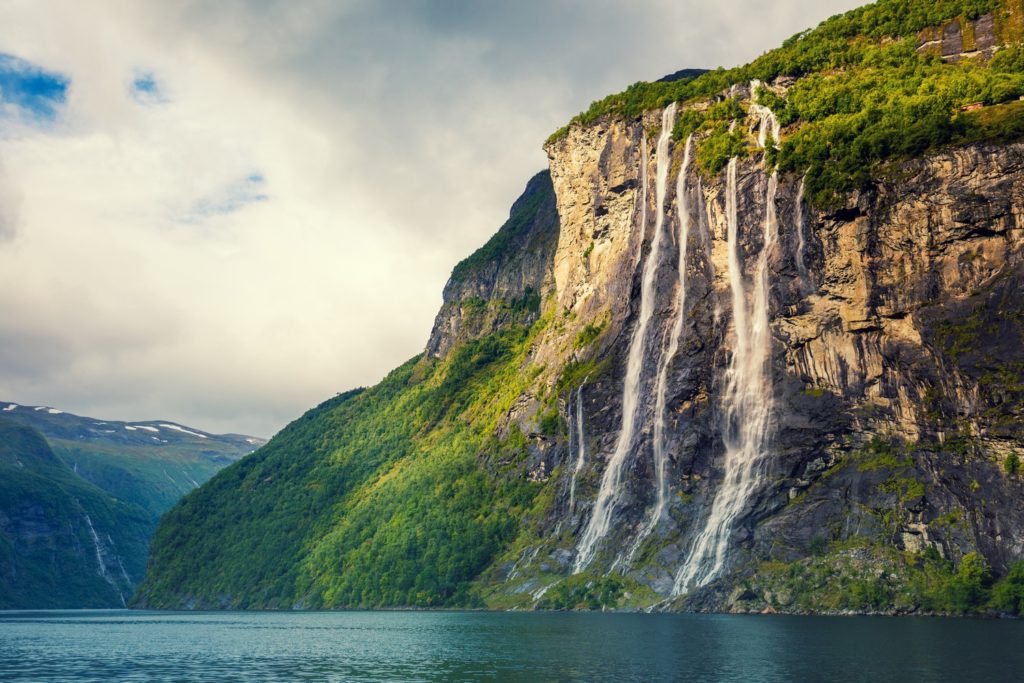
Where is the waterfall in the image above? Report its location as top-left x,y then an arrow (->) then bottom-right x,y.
574,103 -> 677,573
83,511 -> 126,606
749,80 -> 781,149
674,159 -> 779,593
795,176 -> 809,285
624,134 -> 694,564
568,384 -> 587,516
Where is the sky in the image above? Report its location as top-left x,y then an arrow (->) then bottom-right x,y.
0,0 -> 863,438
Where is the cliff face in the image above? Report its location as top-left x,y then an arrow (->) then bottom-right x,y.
476,107 -> 1024,611
425,170 -> 559,359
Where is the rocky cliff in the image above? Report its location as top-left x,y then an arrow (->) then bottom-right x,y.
137,0 -> 1024,614
486,108 -> 1024,613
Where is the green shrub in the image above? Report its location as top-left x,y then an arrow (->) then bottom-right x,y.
536,574 -> 626,610
991,562 -> 1024,614
1006,451 -> 1021,475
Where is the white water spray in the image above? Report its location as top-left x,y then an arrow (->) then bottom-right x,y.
674,158 -> 779,593
749,80 -> 781,149
83,512 -> 126,606
574,103 -> 677,573
568,384 -> 588,516
625,134 -> 694,563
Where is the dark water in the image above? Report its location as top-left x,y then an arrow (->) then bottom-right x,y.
1,610 -> 1022,682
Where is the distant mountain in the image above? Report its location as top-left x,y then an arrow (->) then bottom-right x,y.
0,404 -> 264,608
0,401 -> 264,517
655,68 -> 709,83
0,417 -> 151,608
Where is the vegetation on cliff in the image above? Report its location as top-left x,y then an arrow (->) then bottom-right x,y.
550,0 -> 1024,207
135,180 -> 561,609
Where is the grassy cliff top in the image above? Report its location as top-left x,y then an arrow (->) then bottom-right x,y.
548,0 -> 1024,207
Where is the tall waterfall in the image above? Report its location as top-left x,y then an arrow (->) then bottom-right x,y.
625,134 -> 694,564
674,158 -> 779,593
568,384 -> 587,516
574,103 -> 677,573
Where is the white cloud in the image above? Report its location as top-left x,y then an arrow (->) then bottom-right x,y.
0,0 -> 862,436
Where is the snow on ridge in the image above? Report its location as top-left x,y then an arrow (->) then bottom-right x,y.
47,408 -> 63,414
158,423 -> 208,439
33,406 -> 46,411
134,425 -> 159,433
124,425 -> 137,431
3,404 -> 16,411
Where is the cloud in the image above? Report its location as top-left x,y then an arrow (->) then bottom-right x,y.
184,172 -> 268,221
0,0 -> 863,437
0,156 -> 19,240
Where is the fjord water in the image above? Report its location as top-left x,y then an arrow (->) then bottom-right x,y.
2,611 -> 1022,682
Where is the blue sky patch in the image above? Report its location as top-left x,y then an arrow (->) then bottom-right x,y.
131,72 -> 165,104
0,53 -> 69,120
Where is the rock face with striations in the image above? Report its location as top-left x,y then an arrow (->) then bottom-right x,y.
519,106 -> 1024,610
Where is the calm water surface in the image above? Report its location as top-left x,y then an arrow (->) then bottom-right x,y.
1,610 -> 1022,682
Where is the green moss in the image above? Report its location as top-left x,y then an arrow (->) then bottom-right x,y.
555,357 -> 611,396
880,475 -> 927,503
854,435 -> 911,472
573,319 -> 606,350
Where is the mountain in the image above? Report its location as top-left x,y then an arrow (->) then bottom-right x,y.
0,402 -> 264,517
0,417 -> 151,607
0,405 -> 263,608
136,0 -> 1024,615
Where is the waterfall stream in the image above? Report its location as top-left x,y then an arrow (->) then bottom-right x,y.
83,511 -> 126,606
749,80 -> 781,148
674,156 -> 779,593
574,103 -> 677,573
568,383 -> 587,516
625,134 -> 694,564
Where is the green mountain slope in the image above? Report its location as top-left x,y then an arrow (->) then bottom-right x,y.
0,418 -> 152,608
135,173 -> 560,609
